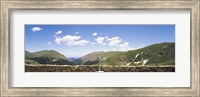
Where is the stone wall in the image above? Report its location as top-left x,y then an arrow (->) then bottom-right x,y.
25,65 -> 175,72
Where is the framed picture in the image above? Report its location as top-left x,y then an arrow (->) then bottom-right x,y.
1,0 -> 199,96
25,24 -> 175,72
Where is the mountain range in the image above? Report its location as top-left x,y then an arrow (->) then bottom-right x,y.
25,50 -> 74,65
25,42 -> 175,66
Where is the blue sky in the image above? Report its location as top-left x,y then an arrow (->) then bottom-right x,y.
25,25 -> 175,57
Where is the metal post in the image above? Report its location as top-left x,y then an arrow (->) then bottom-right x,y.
98,58 -> 101,71
97,57 -> 104,72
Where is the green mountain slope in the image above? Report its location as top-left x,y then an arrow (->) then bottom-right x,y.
74,51 -> 124,65
25,50 -> 73,65
74,42 -> 175,66
25,51 -> 35,58
33,50 -> 67,59
126,42 -> 175,66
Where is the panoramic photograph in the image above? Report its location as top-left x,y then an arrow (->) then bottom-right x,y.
25,25 -> 175,72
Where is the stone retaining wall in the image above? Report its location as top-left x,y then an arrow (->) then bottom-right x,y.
25,65 -> 175,72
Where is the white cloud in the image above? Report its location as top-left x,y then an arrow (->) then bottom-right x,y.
72,40 -> 89,45
55,37 -> 61,44
55,30 -> 62,35
54,35 -> 89,46
104,36 -> 130,51
47,42 -> 52,45
113,48 -> 116,50
76,32 -> 79,34
107,37 -> 122,47
105,36 -> 109,39
95,37 -> 105,45
119,42 -> 129,50
31,27 -> 42,32
90,42 -> 95,45
92,32 -> 97,36
94,36 -> 130,50
119,42 -> 129,48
